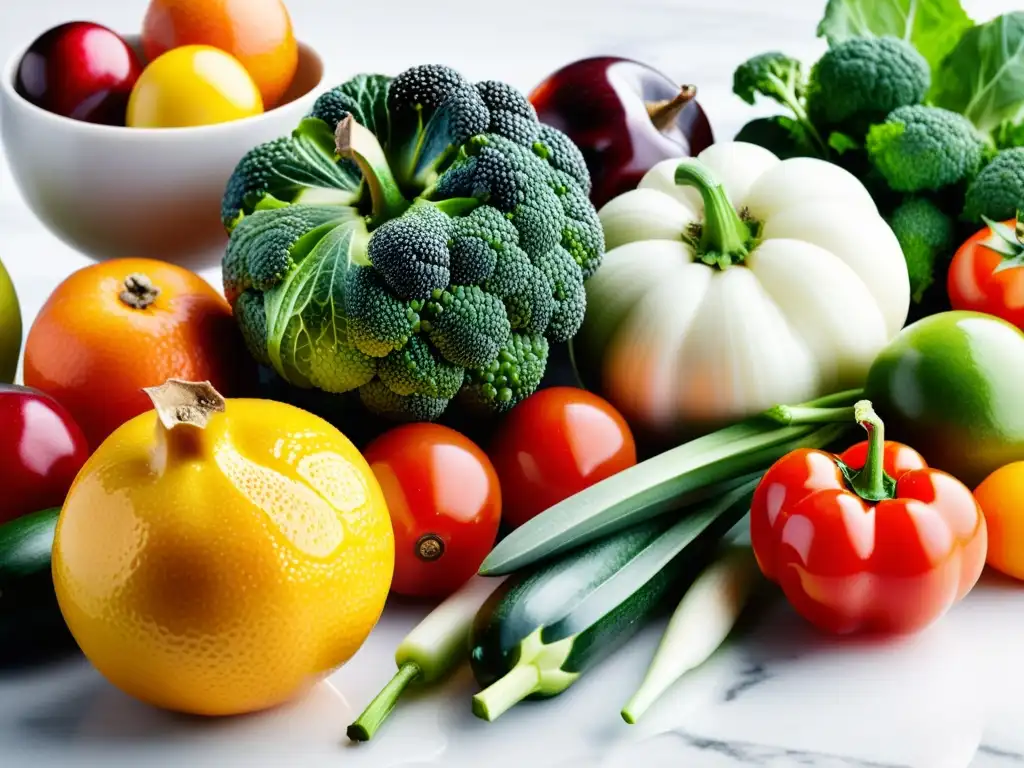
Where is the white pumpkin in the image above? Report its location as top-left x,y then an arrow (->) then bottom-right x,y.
576,142 -> 910,438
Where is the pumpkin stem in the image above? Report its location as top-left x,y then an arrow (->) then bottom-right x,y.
119,274 -> 160,310
674,161 -> 755,269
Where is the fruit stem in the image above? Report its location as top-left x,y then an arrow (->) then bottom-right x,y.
848,400 -> 892,503
119,274 -> 160,310
647,85 -> 697,132
143,380 -> 226,468
335,115 -> 410,227
416,534 -> 445,562
674,162 -> 754,269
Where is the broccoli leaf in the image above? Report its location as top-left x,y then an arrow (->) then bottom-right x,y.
817,0 -> 973,77
310,73 -> 392,136
734,116 -> 823,160
263,214 -> 376,393
932,12 -> 1024,135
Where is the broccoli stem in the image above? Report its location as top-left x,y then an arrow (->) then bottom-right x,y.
335,115 -> 410,227
764,71 -> 828,157
674,162 -> 755,269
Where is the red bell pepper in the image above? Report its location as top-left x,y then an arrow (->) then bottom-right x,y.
750,400 -> 987,635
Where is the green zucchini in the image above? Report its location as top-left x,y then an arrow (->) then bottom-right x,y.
468,481 -> 757,722
479,390 -> 859,577
0,508 -> 66,649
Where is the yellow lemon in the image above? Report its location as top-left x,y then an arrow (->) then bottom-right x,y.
53,380 -> 394,716
127,45 -> 263,128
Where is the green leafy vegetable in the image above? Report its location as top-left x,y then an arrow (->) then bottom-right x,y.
817,0 -> 973,76
932,12 -> 1024,135
221,65 -> 604,423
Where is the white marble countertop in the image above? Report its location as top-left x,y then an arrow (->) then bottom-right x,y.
2,1 -> 1021,766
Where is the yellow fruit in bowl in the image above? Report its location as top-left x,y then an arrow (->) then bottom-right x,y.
52,380 -> 394,716
127,45 -> 264,128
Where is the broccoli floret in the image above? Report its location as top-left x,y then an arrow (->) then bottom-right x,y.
377,335 -> 464,399
308,73 -> 391,135
221,119 -> 361,230
448,206 -> 515,285
963,148 -> 1024,223
460,333 -> 549,414
386,65 -> 489,190
367,203 -> 452,299
886,197 -> 955,304
533,124 -> 591,195
233,290 -> 271,366
359,379 -> 450,422
534,246 -> 586,343
222,204 -> 351,302
733,52 -> 827,156
866,106 -> 988,193
423,285 -> 512,368
475,80 -> 539,147
346,267 -> 422,357
805,37 -> 930,134
223,64 -> 601,423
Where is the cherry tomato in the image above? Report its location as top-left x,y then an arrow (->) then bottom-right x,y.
363,424 -> 501,599
127,45 -> 263,128
947,217 -> 1024,330
974,461 -> 1024,581
488,387 -> 637,530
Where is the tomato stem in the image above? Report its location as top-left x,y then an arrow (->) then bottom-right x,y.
674,162 -> 754,269
849,400 -> 889,502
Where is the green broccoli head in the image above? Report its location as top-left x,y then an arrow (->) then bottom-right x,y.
886,197 -> 955,304
866,105 -> 988,193
221,118 -> 362,230
733,52 -> 806,110
806,37 -> 930,133
221,64 -> 602,423
963,147 -> 1024,223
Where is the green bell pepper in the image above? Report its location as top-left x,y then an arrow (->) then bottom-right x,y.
863,310 -> 1024,489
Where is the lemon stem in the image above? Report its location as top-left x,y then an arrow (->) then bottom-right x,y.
143,379 -> 226,468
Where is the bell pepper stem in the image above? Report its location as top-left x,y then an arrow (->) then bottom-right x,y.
850,400 -> 888,502
346,661 -> 422,742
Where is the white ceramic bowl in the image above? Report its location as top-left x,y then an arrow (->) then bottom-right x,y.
0,35 -> 326,268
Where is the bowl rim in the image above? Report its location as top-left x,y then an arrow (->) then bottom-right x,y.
1,28 -> 325,138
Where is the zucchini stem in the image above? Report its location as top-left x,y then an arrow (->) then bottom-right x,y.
471,630 -> 578,722
346,662 -> 421,742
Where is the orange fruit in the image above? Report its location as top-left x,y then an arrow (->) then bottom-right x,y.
142,0 -> 299,109
53,380 -> 395,716
24,258 -> 253,450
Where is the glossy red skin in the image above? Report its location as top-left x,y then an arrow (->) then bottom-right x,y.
750,440 -> 987,636
363,424 -> 501,600
488,387 -> 637,530
947,219 -> 1024,330
0,384 -> 89,525
15,22 -> 143,125
529,56 -> 714,208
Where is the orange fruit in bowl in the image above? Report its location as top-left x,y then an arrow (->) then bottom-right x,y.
24,258 -> 253,450
53,380 -> 395,716
142,0 -> 299,109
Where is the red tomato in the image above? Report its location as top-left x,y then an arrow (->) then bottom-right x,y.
488,387 -> 637,530
363,424 -> 501,599
948,217 -> 1024,329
